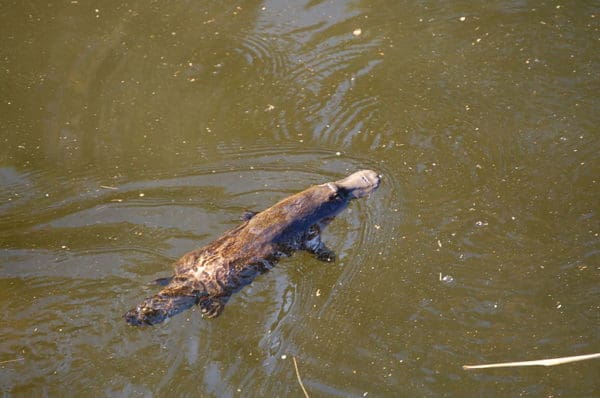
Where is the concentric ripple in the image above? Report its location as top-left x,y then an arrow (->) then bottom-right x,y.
232,33 -> 292,79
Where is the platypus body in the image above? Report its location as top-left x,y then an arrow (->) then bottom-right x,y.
125,170 -> 380,326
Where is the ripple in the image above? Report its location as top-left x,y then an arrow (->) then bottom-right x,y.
242,2 -> 386,150
288,43 -> 382,91
288,56 -> 383,148
232,33 -> 291,79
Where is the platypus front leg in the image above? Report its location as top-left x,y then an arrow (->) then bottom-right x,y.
303,225 -> 336,262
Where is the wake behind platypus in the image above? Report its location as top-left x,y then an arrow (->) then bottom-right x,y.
125,170 -> 380,326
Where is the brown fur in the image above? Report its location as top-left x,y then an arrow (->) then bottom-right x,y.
125,170 -> 379,325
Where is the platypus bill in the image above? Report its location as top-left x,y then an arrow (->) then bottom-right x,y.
125,170 -> 380,326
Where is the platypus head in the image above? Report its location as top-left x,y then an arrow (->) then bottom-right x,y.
330,169 -> 380,199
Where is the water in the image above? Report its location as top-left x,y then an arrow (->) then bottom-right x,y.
1,1 -> 598,396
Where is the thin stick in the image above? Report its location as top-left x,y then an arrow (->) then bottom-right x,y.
0,358 -> 24,365
463,353 -> 600,370
292,356 -> 310,398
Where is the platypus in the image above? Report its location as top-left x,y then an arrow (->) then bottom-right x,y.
125,170 -> 380,326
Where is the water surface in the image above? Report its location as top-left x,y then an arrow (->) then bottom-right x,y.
1,1 -> 598,396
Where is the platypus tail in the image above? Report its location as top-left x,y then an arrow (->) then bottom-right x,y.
124,293 -> 199,326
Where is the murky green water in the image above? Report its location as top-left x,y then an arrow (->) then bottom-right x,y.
1,1 -> 598,396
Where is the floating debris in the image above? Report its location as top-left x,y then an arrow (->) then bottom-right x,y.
0,358 -> 24,365
439,273 -> 454,284
463,353 -> 600,370
292,356 -> 310,398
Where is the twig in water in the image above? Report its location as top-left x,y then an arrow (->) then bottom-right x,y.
463,352 -> 600,370
0,358 -> 24,365
292,356 -> 310,398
